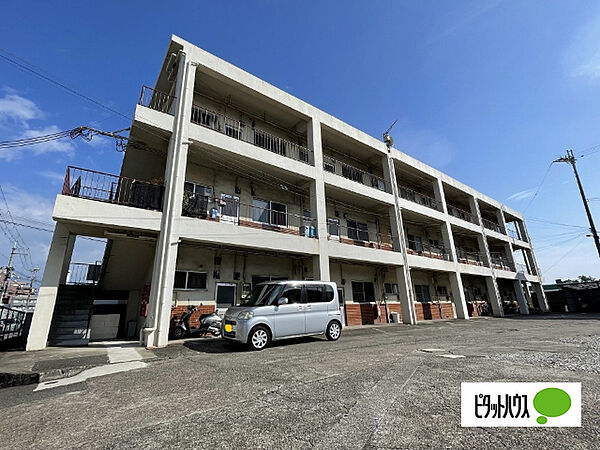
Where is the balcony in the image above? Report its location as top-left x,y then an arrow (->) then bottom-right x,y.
399,185 -> 441,211
182,193 -> 317,239
66,262 -> 102,285
329,223 -> 396,251
62,166 -> 165,211
406,239 -> 451,261
482,218 -> 505,234
455,247 -> 486,266
323,155 -> 387,192
490,253 -> 514,271
447,204 -> 478,224
189,103 -> 313,166
138,85 -> 176,115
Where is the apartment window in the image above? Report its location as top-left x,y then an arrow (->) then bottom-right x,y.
305,285 -> 324,303
414,285 -> 431,302
328,218 -> 340,239
384,283 -> 399,295
252,199 -> 287,226
347,219 -> 369,241
437,286 -> 448,296
174,271 -> 207,290
351,281 -> 375,303
407,234 -> 423,252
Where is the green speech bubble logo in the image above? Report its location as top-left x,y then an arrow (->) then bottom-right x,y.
533,388 -> 571,424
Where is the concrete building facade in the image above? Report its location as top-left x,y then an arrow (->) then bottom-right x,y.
27,35 -> 548,350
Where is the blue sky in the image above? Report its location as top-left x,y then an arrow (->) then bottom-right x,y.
0,0 -> 599,283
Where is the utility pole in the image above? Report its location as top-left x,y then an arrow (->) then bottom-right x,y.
1,242 -> 18,303
554,149 -> 600,259
26,267 -> 39,311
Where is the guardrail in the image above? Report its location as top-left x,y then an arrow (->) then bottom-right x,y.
323,155 -> 387,192
190,103 -> 314,166
406,239 -> 451,261
490,253 -> 514,271
182,193 -> 318,238
482,218 -> 505,234
456,248 -> 486,266
138,85 -> 176,114
66,262 -> 102,285
328,224 -> 397,251
0,305 -> 26,343
447,204 -> 478,224
399,185 -> 441,211
63,166 -> 165,211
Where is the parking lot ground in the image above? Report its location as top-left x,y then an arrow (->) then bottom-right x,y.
0,314 -> 599,449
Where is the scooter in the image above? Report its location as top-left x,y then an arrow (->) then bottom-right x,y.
171,305 -> 222,339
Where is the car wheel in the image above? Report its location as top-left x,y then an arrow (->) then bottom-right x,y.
326,321 -> 342,341
172,327 -> 185,340
248,326 -> 270,350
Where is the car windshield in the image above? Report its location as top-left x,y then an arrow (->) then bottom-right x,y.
239,283 -> 281,306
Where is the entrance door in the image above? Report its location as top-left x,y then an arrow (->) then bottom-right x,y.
215,283 -> 236,311
220,194 -> 239,224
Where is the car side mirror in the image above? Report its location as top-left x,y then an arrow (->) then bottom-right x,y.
277,297 -> 289,305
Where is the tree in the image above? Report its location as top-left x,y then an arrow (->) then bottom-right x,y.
577,275 -> 597,282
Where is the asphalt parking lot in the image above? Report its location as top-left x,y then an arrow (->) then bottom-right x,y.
1,314 -> 599,449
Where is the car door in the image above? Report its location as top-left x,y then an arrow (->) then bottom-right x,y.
304,284 -> 329,334
273,284 -> 305,338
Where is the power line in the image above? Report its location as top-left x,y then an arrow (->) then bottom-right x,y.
543,235 -> 588,273
521,162 -> 554,213
525,217 -> 588,230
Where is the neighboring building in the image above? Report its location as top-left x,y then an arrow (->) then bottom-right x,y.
0,269 -> 37,312
544,279 -> 600,312
27,35 -> 548,350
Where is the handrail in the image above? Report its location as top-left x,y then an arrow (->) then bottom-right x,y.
190,102 -> 314,166
138,86 -> 176,114
482,217 -> 505,234
489,252 -> 514,271
398,185 -> 441,211
455,247 -> 486,266
66,262 -> 102,285
328,223 -> 397,251
447,203 -> 478,224
322,155 -> 388,192
0,305 -> 26,343
406,239 -> 452,261
62,166 -> 164,211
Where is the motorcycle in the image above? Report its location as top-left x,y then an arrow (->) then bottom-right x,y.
171,305 -> 222,339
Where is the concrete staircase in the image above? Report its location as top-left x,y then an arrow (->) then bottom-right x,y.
48,285 -> 95,346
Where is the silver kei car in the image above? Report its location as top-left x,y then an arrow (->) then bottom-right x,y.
222,281 -> 343,350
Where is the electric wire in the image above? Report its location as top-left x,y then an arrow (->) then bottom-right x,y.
521,162 -> 554,213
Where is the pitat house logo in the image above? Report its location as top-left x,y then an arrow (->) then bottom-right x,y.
461,383 -> 581,427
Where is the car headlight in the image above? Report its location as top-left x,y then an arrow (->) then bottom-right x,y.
237,311 -> 254,320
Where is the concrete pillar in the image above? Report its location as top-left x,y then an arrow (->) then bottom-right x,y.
432,179 -> 447,213
383,153 -> 417,324
476,235 -> 490,267
523,282 -> 534,308
308,117 -> 330,281
532,282 -> 549,312
513,280 -> 530,315
144,52 -> 195,348
485,276 -> 504,317
27,222 -> 74,350
59,235 -> 76,284
503,242 -> 516,272
496,209 -> 507,235
449,272 -> 469,319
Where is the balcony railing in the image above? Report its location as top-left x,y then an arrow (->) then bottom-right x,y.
398,185 -> 441,211
507,228 -> 524,241
328,224 -> 397,251
455,247 -> 486,266
0,305 -> 26,344
138,85 -> 176,114
190,103 -> 314,166
322,155 -> 387,192
66,262 -> 102,285
182,193 -> 318,238
406,239 -> 451,261
447,204 -> 478,224
482,218 -> 505,234
62,166 -> 165,211
490,253 -> 514,271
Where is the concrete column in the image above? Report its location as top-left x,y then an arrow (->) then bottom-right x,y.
144,52 -> 195,348
308,117 -> 330,281
503,242 -> 516,272
26,222 -> 74,350
523,282 -> 534,308
532,282 -> 549,312
496,209 -> 507,235
476,235 -> 491,267
383,153 -> 416,324
59,235 -> 76,284
436,179 -> 469,319
513,280 -> 530,315
485,276 -> 504,317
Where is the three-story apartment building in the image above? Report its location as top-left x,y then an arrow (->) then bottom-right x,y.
27,35 -> 548,350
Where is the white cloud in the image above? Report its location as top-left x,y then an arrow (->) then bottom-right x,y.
507,188 -> 536,202
0,91 -> 43,124
38,170 -> 67,184
564,12 -> 600,81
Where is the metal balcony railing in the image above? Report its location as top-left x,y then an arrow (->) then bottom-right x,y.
328,224 -> 397,251
490,253 -> 514,271
482,218 -> 505,234
406,239 -> 452,261
507,228 -> 524,241
447,204 -> 478,224
138,86 -> 176,114
455,247 -> 486,266
190,103 -> 314,166
322,155 -> 387,192
62,166 -> 165,211
66,262 -> 102,285
398,185 -> 441,211
0,305 -> 26,343
182,193 -> 318,238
